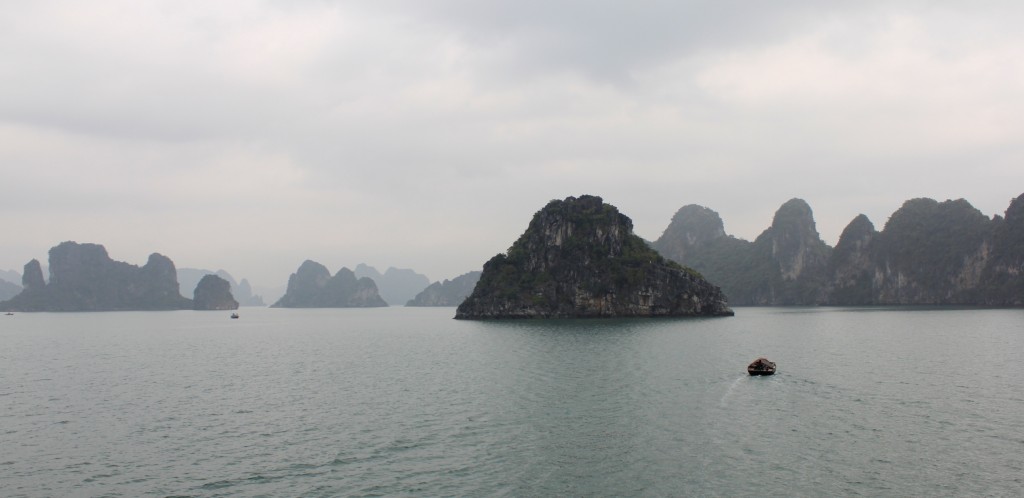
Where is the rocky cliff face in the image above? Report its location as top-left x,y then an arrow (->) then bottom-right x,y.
456,195 -> 733,319
193,274 -> 239,310
811,197 -> 999,305
406,271 -> 481,306
654,194 -> 1024,306
271,260 -> 388,308
979,194 -> 1024,305
827,214 -> 878,304
757,199 -> 831,282
749,198 -> 832,304
653,198 -> 830,305
0,241 -> 192,311
848,198 -> 993,304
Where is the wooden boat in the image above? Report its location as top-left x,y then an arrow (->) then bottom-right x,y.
230,312 -> 240,319
747,357 -> 776,376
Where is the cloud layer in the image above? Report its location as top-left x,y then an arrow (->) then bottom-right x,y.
3,1 -> 1023,288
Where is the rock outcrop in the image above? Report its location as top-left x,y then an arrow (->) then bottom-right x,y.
354,264 -> 431,306
193,274 -> 239,310
271,260 -> 388,308
0,242 -> 193,311
653,198 -> 830,305
235,279 -> 264,307
758,199 -> 831,282
455,195 -> 734,319
831,197 -> 995,304
654,193 -> 1024,306
749,198 -> 832,304
827,214 -> 877,304
22,260 -> 45,292
178,268 -> 265,306
406,271 -> 481,306
651,205 -> 760,304
979,194 -> 1024,305
652,205 -> 729,263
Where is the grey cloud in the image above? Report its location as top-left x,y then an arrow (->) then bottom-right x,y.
2,0 -> 1024,287
346,0 -> 891,82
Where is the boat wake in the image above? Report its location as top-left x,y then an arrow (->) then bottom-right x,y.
719,376 -> 745,407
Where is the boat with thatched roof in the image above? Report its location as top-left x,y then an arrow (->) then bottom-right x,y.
748,357 -> 776,376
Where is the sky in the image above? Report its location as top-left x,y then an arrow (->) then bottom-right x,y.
2,0 -> 1023,292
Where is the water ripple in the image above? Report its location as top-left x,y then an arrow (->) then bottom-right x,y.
0,307 -> 1022,496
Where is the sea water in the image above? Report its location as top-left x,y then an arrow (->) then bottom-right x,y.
2,307 -> 1022,496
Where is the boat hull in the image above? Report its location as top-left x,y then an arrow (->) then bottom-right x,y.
747,357 -> 776,376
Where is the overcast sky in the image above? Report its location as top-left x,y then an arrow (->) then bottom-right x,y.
2,0 -> 1023,290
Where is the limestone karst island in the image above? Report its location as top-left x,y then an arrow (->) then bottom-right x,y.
2,192 -> 1022,313
271,260 -> 388,308
0,241 -> 238,312
653,193 -> 1024,306
455,195 -> 734,319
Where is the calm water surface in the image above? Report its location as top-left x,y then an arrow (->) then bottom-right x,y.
2,307 -> 1022,496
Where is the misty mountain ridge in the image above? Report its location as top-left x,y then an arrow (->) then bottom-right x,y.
406,270 -> 481,307
177,268 -> 265,306
271,260 -> 388,308
652,193 -> 1024,306
4,193 -> 1021,311
0,278 -> 20,301
353,264 -> 431,306
0,269 -> 21,285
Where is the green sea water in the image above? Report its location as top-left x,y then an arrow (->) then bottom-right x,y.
2,306 -> 1022,496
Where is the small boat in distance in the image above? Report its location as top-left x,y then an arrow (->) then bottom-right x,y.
4,312 -> 13,316
230,313 -> 239,319
748,357 -> 776,376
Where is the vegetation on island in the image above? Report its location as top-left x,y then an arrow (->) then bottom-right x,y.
653,193 -> 1024,306
456,195 -> 733,319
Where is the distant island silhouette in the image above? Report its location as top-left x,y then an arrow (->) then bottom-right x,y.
270,260 -> 388,308
3,192 -> 1022,311
407,270 -> 481,307
0,241 -> 237,312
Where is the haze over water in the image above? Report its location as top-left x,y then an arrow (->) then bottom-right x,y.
2,307 -> 1022,496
